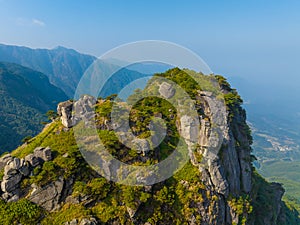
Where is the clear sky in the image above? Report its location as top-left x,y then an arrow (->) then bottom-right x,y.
0,0 -> 300,89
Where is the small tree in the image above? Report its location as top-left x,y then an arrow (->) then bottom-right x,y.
22,136 -> 32,144
46,110 -> 58,121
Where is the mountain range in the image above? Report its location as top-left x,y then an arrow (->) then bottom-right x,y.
0,62 -> 67,152
0,44 -> 96,97
0,43 -> 300,222
0,44 -> 153,152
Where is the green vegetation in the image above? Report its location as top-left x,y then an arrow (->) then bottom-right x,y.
73,178 -> 111,199
0,67 -> 298,224
228,195 -> 252,225
250,171 -> 299,225
41,204 -> 92,224
0,199 -> 44,225
258,160 -> 300,211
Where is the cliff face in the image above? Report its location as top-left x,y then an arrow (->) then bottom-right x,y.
0,68 -> 297,224
187,89 -> 253,225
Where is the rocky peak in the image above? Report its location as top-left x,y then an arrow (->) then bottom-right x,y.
0,69 -> 296,224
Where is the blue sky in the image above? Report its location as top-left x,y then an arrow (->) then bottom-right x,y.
0,0 -> 300,89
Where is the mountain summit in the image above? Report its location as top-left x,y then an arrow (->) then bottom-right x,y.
0,68 -> 298,224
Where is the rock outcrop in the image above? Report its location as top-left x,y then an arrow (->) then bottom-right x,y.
57,100 -> 75,128
57,95 -> 96,128
0,70 -> 295,224
29,178 -> 64,211
159,82 -> 175,99
0,147 -> 53,202
53,81 -> 290,225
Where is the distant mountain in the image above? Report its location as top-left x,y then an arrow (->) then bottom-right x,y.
0,62 -> 68,152
73,59 -> 167,99
0,44 -> 96,97
0,44 -> 178,99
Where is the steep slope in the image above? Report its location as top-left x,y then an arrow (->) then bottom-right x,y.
228,77 -> 300,209
0,44 -> 96,97
0,62 -> 68,152
0,68 -> 298,224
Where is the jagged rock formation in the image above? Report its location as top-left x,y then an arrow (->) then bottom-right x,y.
57,95 -> 96,128
0,147 -> 52,202
51,78 -> 291,224
29,178 -> 64,211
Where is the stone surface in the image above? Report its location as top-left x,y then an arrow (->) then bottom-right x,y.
132,139 -> 150,155
159,82 -> 175,99
79,218 -> 98,225
70,219 -> 78,225
18,159 -> 30,176
58,95 -> 96,128
4,158 -> 21,177
29,177 -> 64,211
34,146 -> 53,162
0,154 -> 13,170
25,153 -> 40,167
1,173 -> 22,193
66,218 -> 98,225
180,115 -> 199,143
127,206 -> 138,218
57,100 -> 74,128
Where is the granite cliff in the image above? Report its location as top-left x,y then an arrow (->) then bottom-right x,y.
0,68 -> 298,224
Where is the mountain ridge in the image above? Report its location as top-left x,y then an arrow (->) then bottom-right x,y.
0,68 -> 298,224
0,43 -> 96,97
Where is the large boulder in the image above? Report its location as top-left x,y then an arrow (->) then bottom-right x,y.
159,82 -> 175,99
29,178 -> 64,211
57,100 -> 74,128
25,153 -> 40,167
33,146 -> 53,162
1,156 -> 30,200
18,159 -> 30,176
1,173 -> 22,193
0,154 -> 13,170
58,95 -> 96,128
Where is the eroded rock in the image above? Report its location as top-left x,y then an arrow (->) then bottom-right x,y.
58,95 -> 96,128
132,139 -> 150,155
25,154 -> 40,167
1,173 -> 22,193
57,100 -> 74,128
159,82 -> 175,99
29,177 -> 64,211
34,146 -> 53,162
0,154 -> 13,170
